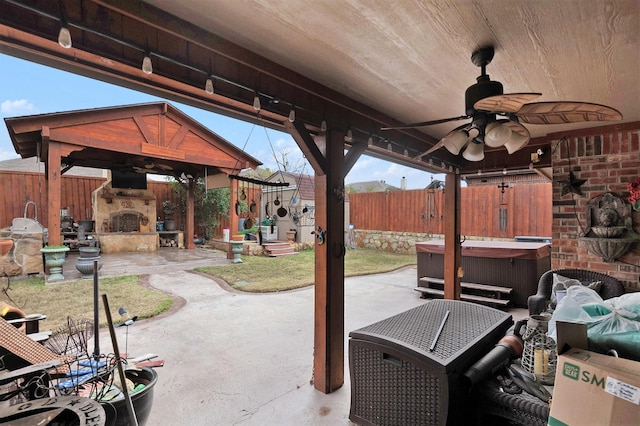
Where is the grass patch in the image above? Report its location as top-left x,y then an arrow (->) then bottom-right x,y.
2,276 -> 172,331
195,248 -> 416,292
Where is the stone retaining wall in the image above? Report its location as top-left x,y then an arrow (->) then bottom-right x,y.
352,230 -> 512,255
352,230 -> 435,255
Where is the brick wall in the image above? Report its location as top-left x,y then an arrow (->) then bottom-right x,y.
551,123 -> 640,291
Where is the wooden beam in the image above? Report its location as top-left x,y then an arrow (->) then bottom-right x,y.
443,172 -> 461,300
344,142 -> 367,175
313,129 -> 345,393
284,120 -> 327,174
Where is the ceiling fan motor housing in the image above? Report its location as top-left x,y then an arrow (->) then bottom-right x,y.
465,75 -> 503,115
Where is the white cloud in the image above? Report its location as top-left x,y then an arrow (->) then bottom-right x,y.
1,99 -> 36,115
0,150 -> 19,161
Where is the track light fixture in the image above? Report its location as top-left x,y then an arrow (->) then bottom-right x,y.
58,23 -> 72,48
253,92 -> 261,111
345,128 -> 353,142
142,52 -> 153,74
205,76 -> 214,94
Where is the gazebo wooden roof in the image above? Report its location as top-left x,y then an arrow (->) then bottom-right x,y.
4,102 -> 261,247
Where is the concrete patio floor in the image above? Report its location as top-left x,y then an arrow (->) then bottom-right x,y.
62,247 -> 526,425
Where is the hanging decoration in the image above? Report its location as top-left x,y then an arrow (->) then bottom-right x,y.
497,180 -> 509,237
559,171 -> 587,196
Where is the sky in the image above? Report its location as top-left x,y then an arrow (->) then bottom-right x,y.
0,54 -> 437,189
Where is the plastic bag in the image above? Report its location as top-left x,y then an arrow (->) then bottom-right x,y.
548,286 -> 640,360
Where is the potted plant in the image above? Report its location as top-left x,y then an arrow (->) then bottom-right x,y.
162,200 -> 178,231
40,245 -> 70,282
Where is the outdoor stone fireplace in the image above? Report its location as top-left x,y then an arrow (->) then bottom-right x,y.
91,181 -> 159,253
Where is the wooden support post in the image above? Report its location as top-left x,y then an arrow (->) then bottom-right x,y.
286,120 -> 354,394
185,179 -> 195,249
443,172 -> 461,300
44,132 -> 62,246
228,178 -> 240,259
312,129 -> 345,393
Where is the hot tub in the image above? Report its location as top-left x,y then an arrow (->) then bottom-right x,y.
416,240 -> 551,306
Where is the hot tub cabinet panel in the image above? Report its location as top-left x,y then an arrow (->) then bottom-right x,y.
416,240 -> 551,307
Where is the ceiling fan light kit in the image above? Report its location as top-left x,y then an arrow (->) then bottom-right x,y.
442,129 -> 470,155
383,46 -> 622,163
484,120 -> 512,148
462,141 -> 485,162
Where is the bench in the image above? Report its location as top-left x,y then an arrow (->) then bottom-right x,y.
416,277 -> 512,307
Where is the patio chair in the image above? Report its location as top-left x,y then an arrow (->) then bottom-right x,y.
527,269 -> 625,315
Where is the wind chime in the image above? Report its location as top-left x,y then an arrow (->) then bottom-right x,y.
422,188 -> 443,235
497,179 -> 509,237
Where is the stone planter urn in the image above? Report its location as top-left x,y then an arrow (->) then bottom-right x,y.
76,246 -> 103,279
230,241 -> 244,264
41,245 -> 70,282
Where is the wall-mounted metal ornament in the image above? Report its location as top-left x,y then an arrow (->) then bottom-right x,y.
558,171 -> 587,196
579,192 -> 640,262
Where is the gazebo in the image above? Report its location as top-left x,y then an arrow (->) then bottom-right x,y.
4,102 -> 261,249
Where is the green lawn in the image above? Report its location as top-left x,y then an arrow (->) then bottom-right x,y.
195,248 -> 416,292
3,248 -> 415,330
2,275 -> 172,331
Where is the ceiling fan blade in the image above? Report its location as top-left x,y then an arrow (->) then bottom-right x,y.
412,140 -> 445,159
516,101 -> 623,125
474,93 -> 542,113
381,115 -> 469,130
412,123 -> 472,159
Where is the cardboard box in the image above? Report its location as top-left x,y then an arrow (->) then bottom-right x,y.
548,322 -> 640,426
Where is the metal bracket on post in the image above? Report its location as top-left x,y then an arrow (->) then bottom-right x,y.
311,226 -> 326,245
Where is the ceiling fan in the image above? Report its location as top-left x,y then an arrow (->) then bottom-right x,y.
130,157 -> 174,174
381,46 -> 623,162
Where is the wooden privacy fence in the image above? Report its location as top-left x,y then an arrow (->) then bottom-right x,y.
348,183 -> 552,238
1,172 -> 551,239
0,172 -> 179,230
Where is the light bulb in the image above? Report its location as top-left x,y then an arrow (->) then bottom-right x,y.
253,93 -> 261,111
58,26 -> 72,49
288,107 -> 296,123
442,130 -> 469,155
485,121 -> 512,148
367,136 -> 373,146
462,141 -> 485,161
142,55 -> 153,74
320,120 -> 327,132
345,129 -> 353,142
404,148 -> 409,157
504,132 -> 529,154
387,142 -> 392,152
205,77 -> 214,94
